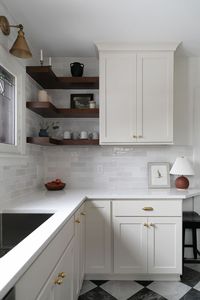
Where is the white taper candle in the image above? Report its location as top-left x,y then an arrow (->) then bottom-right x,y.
40,49 -> 43,61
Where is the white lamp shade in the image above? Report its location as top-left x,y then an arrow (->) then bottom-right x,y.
170,157 -> 194,176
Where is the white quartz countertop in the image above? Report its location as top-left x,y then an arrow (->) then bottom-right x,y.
2,188 -> 200,212
0,188 -> 200,298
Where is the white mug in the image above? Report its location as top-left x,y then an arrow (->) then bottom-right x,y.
64,131 -> 71,139
38,90 -> 48,102
89,101 -> 96,109
91,131 -> 99,140
80,131 -> 88,139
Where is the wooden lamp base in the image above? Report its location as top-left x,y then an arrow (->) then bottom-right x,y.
175,176 -> 189,189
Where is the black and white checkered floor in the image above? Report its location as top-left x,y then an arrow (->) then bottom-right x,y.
78,265 -> 200,300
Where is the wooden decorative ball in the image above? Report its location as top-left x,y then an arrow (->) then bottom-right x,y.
175,176 -> 189,189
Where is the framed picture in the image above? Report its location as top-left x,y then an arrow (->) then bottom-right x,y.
148,162 -> 170,188
70,93 -> 93,109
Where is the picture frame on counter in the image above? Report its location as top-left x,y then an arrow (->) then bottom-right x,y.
148,162 -> 170,188
70,93 -> 93,109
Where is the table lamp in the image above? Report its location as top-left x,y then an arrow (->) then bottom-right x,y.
170,156 -> 194,189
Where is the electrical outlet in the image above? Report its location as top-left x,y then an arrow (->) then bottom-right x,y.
97,164 -> 103,174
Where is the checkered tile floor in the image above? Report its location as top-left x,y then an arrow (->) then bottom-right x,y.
78,265 -> 200,300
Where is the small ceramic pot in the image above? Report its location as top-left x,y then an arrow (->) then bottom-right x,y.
72,132 -> 80,140
64,131 -> 71,139
39,129 -> 48,137
80,131 -> 88,139
91,131 -> 99,140
89,101 -> 96,109
38,90 -> 48,102
70,62 -> 84,77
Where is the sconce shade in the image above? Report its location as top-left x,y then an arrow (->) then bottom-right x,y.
170,157 -> 194,176
9,30 -> 32,59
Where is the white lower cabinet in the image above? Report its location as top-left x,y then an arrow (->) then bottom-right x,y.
74,203 -> 86,300
37,239 -> 74,300
80,205 -> 86,288
113,201 -> 182,275
114,216 -> 181,274
15,198 -> 183,300
85,200 -> 112,274
15,216 -> 75,300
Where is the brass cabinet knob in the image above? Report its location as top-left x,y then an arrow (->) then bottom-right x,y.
150,223 -> 154,227
75,219 -> 81,224
133,135 -> 137,138
81,212 -> 86,216
54,277 -> 63,285
142,207 -> 154,211
144,223 -> 149,227
58,272 -> 66,278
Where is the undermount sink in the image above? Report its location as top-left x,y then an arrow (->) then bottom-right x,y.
0,213 -> 53,258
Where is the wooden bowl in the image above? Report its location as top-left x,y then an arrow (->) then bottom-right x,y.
45,182 -> 65,191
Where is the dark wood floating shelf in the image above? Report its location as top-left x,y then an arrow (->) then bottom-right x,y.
27,137 -> 55,146
26,102 -> 99,118
26,66 -> 99,89
27,137 -> 99,146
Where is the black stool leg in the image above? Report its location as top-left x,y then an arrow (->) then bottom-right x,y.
197,228 -> 200,257
183,226 -> 185,267
192,228 -> 197,259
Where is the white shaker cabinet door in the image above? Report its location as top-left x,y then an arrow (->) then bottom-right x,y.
74,209 -> 81,299
113,217 -> 148,274
136,52 -> 174,143
85,200 -> 112,274
37,239 -> 74,300
79,204 -> 86,288
148,217 -> 182,274
100,53 -> 137,144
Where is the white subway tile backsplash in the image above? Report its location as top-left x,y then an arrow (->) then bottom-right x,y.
43,145 -> 194,190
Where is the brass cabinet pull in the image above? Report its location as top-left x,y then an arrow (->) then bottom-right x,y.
138,135 -> 143,138
133,135 -> 137,138
81,212 -> 86,216
144,223 -> 149,227
142,207 -> 154,211
75,219 -> 81,224
54,277 -> 63,285
150,223 -> 154,227
58,272 -> 66,278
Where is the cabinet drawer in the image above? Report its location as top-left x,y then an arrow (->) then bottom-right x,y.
113,200 -> 182,217
15,215 -> 74,300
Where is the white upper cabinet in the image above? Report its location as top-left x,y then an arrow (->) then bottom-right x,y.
97,43 -> 179,145
137,52 -> 174,143
99,52 -> 137,143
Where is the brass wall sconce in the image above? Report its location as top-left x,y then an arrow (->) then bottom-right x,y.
0,16 -> 32,59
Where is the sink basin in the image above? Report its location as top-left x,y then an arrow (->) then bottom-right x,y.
0,213 -> 53,258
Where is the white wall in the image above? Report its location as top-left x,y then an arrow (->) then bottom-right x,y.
0,3 -> 45,204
